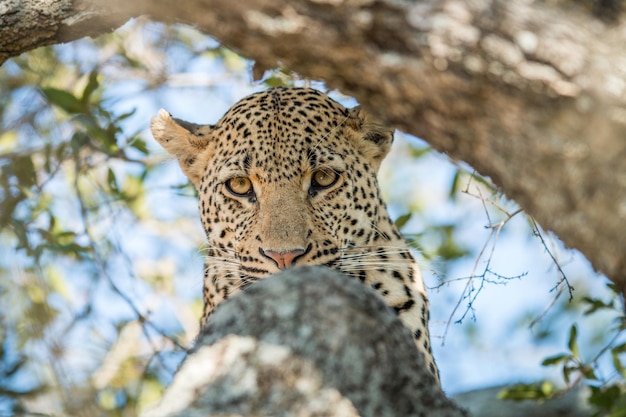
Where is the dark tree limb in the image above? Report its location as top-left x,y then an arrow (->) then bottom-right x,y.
142,266 -> 466,417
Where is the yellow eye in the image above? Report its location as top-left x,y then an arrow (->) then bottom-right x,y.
311,169 -> 339,189
226,177 -> 253,196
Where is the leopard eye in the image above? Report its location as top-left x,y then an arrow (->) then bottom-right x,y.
226,177 -> 253,196
311,169 -> 339,189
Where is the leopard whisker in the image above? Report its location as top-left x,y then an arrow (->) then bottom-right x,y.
307,111 -> 352,157
338,249 -> 413,257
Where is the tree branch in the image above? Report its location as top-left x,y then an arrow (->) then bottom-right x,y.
2,0 -> 625,288
141,266 -> 466,417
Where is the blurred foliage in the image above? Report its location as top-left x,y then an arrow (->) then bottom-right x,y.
0,17 -> 624,417
0,20 -> 244,416
499,284 -> 626,416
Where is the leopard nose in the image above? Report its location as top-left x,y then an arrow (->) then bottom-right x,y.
260,248 -> 306,269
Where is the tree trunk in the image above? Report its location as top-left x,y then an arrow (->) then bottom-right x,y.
141,266 -> 466,417
2,0 -> 625,291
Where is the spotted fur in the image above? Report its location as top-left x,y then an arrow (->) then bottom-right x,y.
151,87 -> 439,384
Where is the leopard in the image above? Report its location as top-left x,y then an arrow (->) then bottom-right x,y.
150,86 -> 440,385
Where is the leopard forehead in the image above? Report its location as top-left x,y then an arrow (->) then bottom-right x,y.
151,86 -> 392,190
205,87 -> 357,184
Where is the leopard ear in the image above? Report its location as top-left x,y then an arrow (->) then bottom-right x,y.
151,109 -> 215,188
345,106 -> 393,172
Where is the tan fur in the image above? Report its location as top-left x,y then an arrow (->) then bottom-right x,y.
151,87 -> 440,385
151,109 -> 214,187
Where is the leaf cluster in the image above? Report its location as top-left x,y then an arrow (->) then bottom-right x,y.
499,284 -> 626,416
0,21 -> 214,416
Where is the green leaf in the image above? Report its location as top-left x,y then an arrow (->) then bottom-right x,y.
436,225 -> 470,260
589,385 -> 626,413
130,138 -> 149,155
582,296 -> 614,315
115,109 -> 137,122
70,132 -> 89,155
82,70 -> 100,103
498,382 -> 555,402
568,324 -> 579,358
563,365 -> 575,384
449,169 -> 461,199
409,144 -> 431,159
263,76 -> 289,88
107,168 -> 119,193
606,282 -> 620,294
41,87 -> 84,114
612,343 -> 626,378
394,213 -> 412,229
612,342 -> 626,354
55,142 -> 67,162
43,143 -> 52,173
541,353 -> 571,367
14,155 -> 37,188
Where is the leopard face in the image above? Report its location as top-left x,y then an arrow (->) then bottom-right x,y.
151,87 -> 439,384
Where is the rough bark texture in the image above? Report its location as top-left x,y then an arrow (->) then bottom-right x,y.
0,0 -> 133,62
142,266 -> 466,417
2,0 -> 625,291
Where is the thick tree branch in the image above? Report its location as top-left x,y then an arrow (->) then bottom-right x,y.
2,0 -> 625,288
169,0 -> 626,288
0,0 -> 133,62
142,267 -> 466,417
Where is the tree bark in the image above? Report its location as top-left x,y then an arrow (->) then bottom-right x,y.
141,266 -> 466,417
2,0 -> 625,291
139,267 -> 593,417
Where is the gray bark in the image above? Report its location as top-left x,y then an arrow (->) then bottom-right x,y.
142,266 -> 466,417
2,0 -> 625,292
0,0 -> 131,61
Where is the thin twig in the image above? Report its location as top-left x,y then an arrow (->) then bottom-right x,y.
530,217 -> 574,301
439,177 -> 525,344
